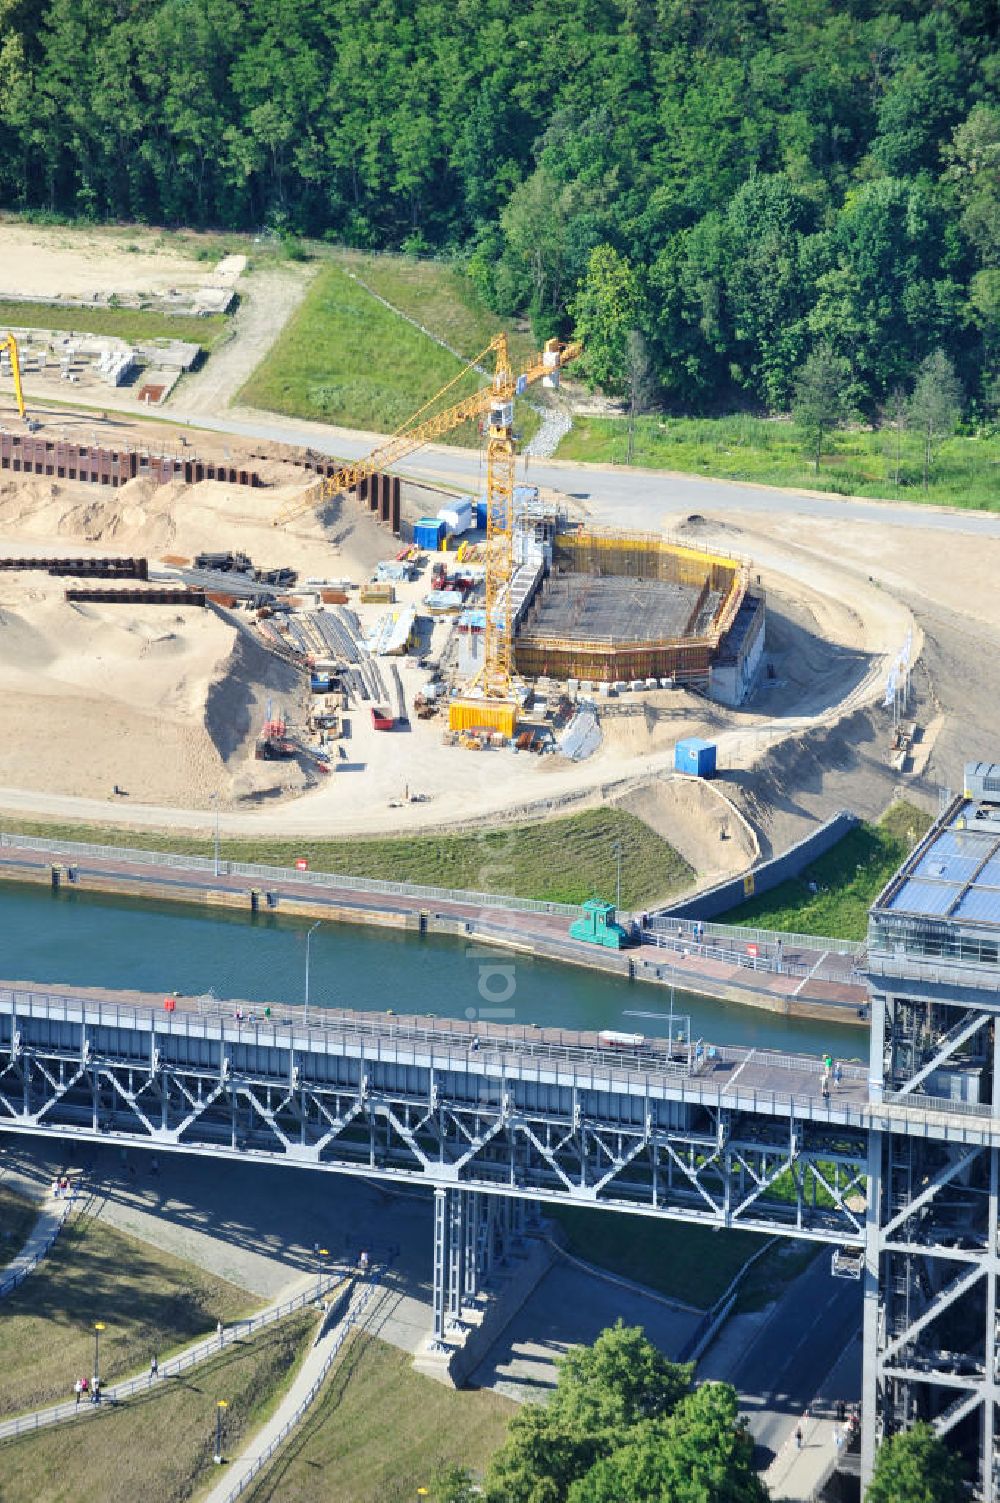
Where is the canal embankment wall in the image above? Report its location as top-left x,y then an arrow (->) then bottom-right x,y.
0,833 -> 867,1025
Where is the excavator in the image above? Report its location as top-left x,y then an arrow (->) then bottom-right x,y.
0,332 -> 37,429
273,332 -> 581,723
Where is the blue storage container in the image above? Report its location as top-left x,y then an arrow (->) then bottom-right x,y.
414,517 -> 446,550
476,495 -> 509,530
674,737 -> 716,778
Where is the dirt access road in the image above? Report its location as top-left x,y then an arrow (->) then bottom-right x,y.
168,263 -> 314,416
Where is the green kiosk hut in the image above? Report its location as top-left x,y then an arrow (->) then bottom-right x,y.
569,898 -> 631,950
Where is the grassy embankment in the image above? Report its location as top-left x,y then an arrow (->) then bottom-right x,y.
0,1310 -> 315,1503
0,1185 -> 41,1268
0,806 -> 692,910
239,254 -> 541,446
245,1332 -> 513,1503
0,1212 -> 259,1417
556,414 -> 1000,511
549,1205 -> 817,1314
723,800 -> 933,939
0,299 -> 228,353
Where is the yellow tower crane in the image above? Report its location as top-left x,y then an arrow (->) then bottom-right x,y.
273,333 -> 580,729
0,333 -> 30,424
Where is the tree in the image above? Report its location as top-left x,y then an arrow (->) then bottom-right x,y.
883,385 -> 908,489
865,1423 -> 965,1503
568,1383 -> 767,1503
431,1463 -> 479,1502
483,1324 -> 693,1503
571,245 -> 642,398
791,343 -> 854,471
626,330 -> 656,464
908,349 -> 964,489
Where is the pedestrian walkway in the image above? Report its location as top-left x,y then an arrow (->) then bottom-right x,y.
0,1183 -> 79,1299
201,1275 -> 381,1503
0,1267 -> 351,1445
763,1333 -> 862,1500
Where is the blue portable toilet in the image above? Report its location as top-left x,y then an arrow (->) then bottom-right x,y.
674,737 -> 717,778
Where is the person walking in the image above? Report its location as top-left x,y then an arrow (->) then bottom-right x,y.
834,1060 -> 843,1089
822,1075 -> 830,1101
795,1424 -> 804,1450
149,1355 -> 158,1385
74,1378 -> 82,1407
217,1319 -> 224,1348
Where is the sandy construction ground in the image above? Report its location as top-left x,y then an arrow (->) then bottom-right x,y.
0,389 -> 992,851
0,222 -> 210,303
0,461 -> 912,830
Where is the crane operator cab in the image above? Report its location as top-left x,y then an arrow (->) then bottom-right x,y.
489,399 -> 514,435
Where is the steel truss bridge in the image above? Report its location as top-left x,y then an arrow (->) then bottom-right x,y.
2,979 -> 1000,1497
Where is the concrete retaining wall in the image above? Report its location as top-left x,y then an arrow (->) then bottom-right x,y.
660,810 -> 859,921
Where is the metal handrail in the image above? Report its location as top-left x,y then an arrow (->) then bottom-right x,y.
0,1272 -> 351,1443
647,914 -> 863,960
0,832 -> 579,918
0,1191 -> 75,1299
219,1274 -> 383,1502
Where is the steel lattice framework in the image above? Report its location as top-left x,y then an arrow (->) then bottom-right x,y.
5,952 -> 1000,1497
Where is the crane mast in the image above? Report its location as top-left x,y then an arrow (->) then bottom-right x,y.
273,330 -> 581,721
1,334 -> 28,423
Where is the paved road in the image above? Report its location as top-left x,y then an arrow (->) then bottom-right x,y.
705,1252 -> 862,1469
185,406 -> 1000,539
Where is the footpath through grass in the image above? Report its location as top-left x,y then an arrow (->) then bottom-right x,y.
0,1309 -> 315,1503
245,1331 -> 513,1503
0,298 -> 228,353
722,800 -> 932,940
0,806 -> 692,910
0,1213 -> 259,1417
239,255 -> 539,444
556,414 -> 1000,511
0,1184 -> 40,1268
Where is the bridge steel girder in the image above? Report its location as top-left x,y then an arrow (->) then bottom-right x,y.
0,1004 -> 869,1245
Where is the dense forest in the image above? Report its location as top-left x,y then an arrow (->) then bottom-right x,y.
0,0 -> 996,412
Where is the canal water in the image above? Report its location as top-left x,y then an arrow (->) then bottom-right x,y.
0,882 -> 865,1058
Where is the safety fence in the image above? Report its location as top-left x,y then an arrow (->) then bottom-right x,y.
0,1271 -> 352,1443
644,930 -> 861,990
0,832 -> 579,918
218,1274 -> 384,1502
647,913 -> 863,961
0,1187 -> 78,1300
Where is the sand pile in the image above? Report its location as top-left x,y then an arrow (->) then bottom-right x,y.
0,575 -> 310,807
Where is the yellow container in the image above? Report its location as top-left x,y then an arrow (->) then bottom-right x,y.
447,699 -> 517,737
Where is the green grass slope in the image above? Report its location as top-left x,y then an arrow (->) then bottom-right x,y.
245,1332 -> 513,1503
0,1311 -> 314,1503
556,415 -> 1000,512
0,1213 -> 259,1417
722,800 -> 933,939
0,807 -> 693,909
238,256 -> 539,444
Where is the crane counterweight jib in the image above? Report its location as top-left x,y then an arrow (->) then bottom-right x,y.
271,335 -> 580,527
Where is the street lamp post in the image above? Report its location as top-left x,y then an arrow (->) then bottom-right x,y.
304,920 -> 321,1025
214,1399 -> 228,1464
211,795 -> 221,878
316,1246 -> 329,1302
93,1321 -> 106,1390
